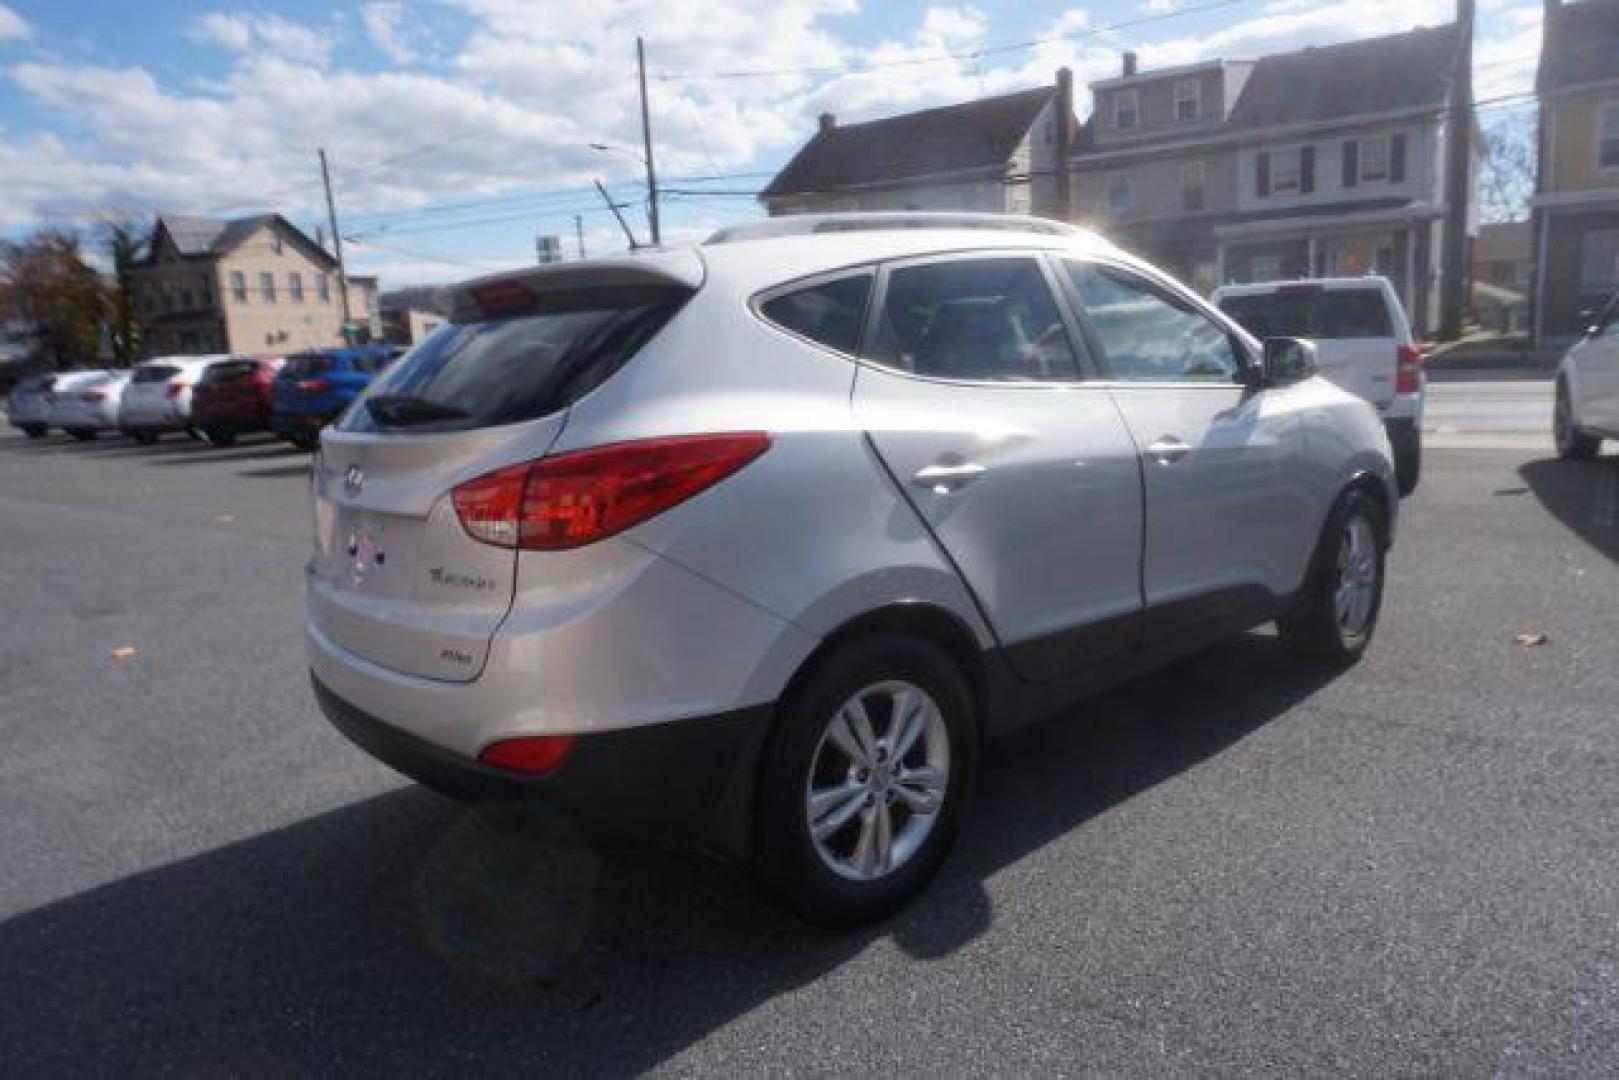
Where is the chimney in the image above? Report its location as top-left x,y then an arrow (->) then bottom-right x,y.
818,112 -> 837,135
1054,68 -> 1074,220
1122,51 -> 1138,77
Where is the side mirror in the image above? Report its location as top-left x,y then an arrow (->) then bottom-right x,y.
1248,337 -> 1318,389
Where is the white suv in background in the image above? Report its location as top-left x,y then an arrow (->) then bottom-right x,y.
1554,292 -> 1619,460
1213,277 -> 1424,495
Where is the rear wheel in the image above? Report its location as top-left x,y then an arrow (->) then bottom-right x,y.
289,432 -> 319,452
22,425 -> 46,439
67,428 -> 96,442
753,634 -> 977,926
1278,488 -> 1386,663
1554,380 -> 1600,461
130,430 -> 158,445
202,428 -> 236,447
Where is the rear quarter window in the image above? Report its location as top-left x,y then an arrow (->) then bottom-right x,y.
282,354 -> 334,377
131,365 -> 180,384
757,274 -> 872,355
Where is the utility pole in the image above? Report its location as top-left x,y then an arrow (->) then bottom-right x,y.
1439,0 -> 1475,340
637,36 -> 661,246
318,147 -> 354,336
595,179 -> 641,250
575,214 -> 586,259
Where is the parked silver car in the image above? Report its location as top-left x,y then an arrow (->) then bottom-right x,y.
7,373 -> 56,438
48,369 -> 132,439
307,214 -> 1397,924
119,355 -> 228,443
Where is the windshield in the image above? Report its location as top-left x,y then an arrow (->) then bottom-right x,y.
282,354 -> 334,377
340,286 -> 689,432
1218,289 -> 1395,339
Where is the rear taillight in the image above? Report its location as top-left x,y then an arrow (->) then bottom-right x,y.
1396,344 -> 1423,394
296,378 -> 329,392
81,391 -> 105,403
166,382 -> 186,400
452,432 -> 770,551
478,735 -> 575,775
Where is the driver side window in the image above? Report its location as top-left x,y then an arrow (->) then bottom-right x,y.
1065,261 -> 1243,382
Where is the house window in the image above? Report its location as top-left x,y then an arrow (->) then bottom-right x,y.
1360,137 -> 1390,182
1107,173 -> 1132,214
316,274 -> 330,302
1580,229 -> 1619,292
1181,161 -> 1206,211
259,271 -> 276,302
1114,89 -> 1139,130
1174,79 -> 1200,122
289,272 -> 304,302
271,232 -> 283,255
1271,147 -> 1302,194
1600,103 -> 1619,170
229,271 -> 247,302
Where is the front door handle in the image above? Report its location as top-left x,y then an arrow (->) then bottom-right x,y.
912,461 -> 987,493
1146,437 -> 1192,465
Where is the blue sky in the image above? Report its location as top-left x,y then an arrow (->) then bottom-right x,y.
0,0 -> 1543,285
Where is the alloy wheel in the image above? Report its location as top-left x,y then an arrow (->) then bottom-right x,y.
1333,514 -> 1379,639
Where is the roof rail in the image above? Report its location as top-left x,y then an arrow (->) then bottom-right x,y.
706,212 -> 1084,245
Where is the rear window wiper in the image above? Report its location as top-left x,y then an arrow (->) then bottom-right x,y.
364,394 -> 472,426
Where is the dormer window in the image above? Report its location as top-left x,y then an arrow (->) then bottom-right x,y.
1114,89 -> 1139,130
271,231 -> 283,255
1175,79 -> 1200,122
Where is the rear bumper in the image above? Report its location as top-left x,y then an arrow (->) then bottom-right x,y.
312,674 -> 769,858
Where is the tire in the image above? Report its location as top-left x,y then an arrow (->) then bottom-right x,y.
22,425 -> 47,439
289,432 -> 318,452
1392,427 -> 1422,497
1554,379 -> 1600,461
130,430 -> 158,445
753,633 -> 977,927
1277,487 -> 1387,663
67,428 -> 96,441
202,428 -> 236,447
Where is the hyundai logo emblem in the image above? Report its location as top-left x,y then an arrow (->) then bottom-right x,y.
344,465 -> 364,498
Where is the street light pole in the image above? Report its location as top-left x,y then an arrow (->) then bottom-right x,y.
637,36 -> 661,246
318,147 -> 353,336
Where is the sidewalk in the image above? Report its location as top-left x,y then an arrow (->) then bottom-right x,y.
1424,331 -> 1561,382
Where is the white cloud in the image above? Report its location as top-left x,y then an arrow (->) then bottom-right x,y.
361,2 -> 415,64
0,3 -> 29,44
188,11 -> 332,64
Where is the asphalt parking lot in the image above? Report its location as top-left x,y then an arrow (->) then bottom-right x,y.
2,413 -> 1616,1074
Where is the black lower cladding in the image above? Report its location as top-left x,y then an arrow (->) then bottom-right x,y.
311,675 -> 771,859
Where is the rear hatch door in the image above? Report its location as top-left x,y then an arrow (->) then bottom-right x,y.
1217,284 -> 1397,409
307,252 -> 703,682
122,363 -> 181,423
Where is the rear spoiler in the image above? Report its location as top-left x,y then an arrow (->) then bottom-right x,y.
445,251 -> 705,323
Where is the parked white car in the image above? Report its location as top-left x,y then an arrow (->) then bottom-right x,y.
41,371 -> 114,439
7,373 -> 56,438
1554,292 -> 1619,460
118,355 -> 228,443
48,370 -> 132,439
1212,277 -> 1425,494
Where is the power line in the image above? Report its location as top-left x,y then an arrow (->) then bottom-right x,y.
343,236 -> 511,272
651,0 -> 1256,81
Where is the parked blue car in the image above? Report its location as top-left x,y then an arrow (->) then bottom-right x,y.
269,345 -> 399,450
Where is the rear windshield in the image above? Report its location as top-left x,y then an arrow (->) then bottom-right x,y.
201,360 -> 261,382
340,286 -> 689,432
282,354 -> 334,377
132,365 -> 180,384
15,375 -> 53,393
1218,289 -> 1394,339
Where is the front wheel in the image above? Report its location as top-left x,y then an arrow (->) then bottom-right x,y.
1278,488 -> 1386,663
289,432 -> 318,452
22,425 -> 47,439
67,428 -> 96,442
1554,380 -> 1600,461
202,428 -> 236,447
1392,427 -> 1422,497
753,634 -> 977,926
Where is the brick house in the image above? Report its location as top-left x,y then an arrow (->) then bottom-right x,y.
134,214 -> 380,357
1530,0 -> 1619,343
1071,24 -> 1475,333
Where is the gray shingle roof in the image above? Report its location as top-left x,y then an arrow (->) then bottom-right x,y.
1225,24 -> 1461,130
152,213 -> 320,261
761,88 -> 1055,199
1538,0 -> 1619,93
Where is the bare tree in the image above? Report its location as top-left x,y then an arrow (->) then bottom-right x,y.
1477,110 -> 1537,224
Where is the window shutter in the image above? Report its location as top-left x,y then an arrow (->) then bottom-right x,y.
1390,133 -> 1407,182
1300,146 -> 1316,194
1256,151 -> 1271,197
1342,140 -> 1359,187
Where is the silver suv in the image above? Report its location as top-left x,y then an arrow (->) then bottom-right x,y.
307,214 -> 1397,925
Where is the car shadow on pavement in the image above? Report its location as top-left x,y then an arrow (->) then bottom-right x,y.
1519,456 -> 1619,564
0,633 -> 1341,1073
147,443 -> 308,467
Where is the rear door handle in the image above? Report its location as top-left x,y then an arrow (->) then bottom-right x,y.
912,461 -> 987,493
1146,437 -> 1192,464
